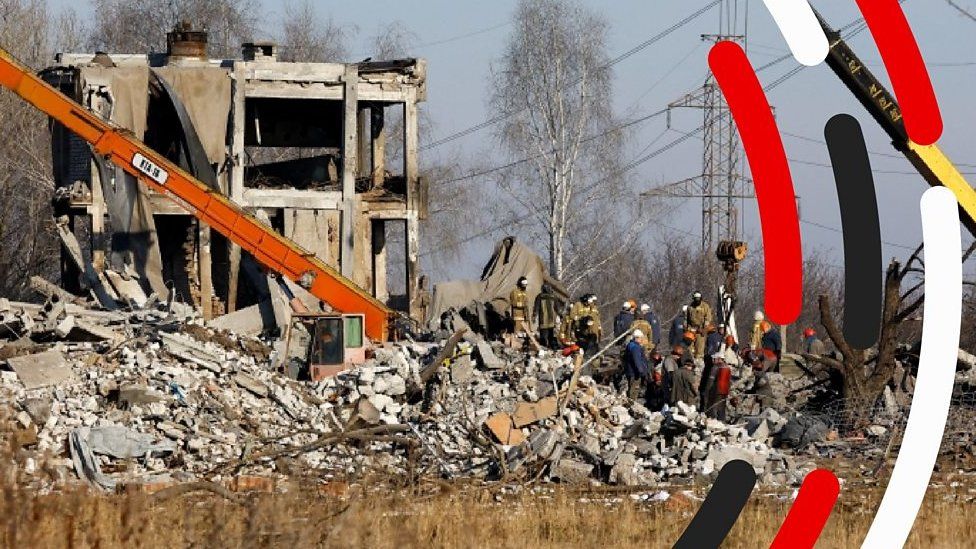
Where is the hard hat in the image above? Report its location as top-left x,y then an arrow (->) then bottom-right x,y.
640,303 -> 651,313
692,291 -> 702,299
683,330 -> 697,341
517,276 -> 528,287
622,301 -> 633,310
587,294 -> 598,304
711,353 -> 725,361
803,328 -> 816,338
760,320 -> 772,332
706,322 -> 716,333
672,344 -> 685,354
754,310 -> 765,321
725,335 -> 736,346
632,329 -> 645,339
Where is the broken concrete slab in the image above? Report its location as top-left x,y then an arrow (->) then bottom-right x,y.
512,396 -> 558,428
485,412 -> 525,446
233,373 -> 269,398
707,446 -> 768,472
552,458 -> 594,484
6,349 -> 77,389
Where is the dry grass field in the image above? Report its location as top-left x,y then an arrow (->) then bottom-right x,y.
3,471 -> 976,548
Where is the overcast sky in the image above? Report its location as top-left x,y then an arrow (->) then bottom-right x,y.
50,0 -> 976,281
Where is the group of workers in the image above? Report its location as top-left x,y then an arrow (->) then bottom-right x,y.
616,292 -> 740,421
506,278 -> 829,420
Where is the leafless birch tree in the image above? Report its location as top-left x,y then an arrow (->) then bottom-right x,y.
490,0 -> 628,284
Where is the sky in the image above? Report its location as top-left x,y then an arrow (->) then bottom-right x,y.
47,0 -> 976,281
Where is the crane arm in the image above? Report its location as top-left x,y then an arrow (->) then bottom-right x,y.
0,48 -> 392,340
816,12 -> 976,236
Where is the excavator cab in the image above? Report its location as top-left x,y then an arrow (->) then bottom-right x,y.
284,312 -> 368,381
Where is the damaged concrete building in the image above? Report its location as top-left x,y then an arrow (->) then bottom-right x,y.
42,24 -> 428,322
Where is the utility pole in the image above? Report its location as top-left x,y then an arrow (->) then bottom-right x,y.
644,0 -> 752,252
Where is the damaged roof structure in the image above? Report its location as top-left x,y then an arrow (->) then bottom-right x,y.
42,23 -> 429,323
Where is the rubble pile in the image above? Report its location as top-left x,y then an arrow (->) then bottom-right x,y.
0,297 -> 832,491
311,336 -> 811,486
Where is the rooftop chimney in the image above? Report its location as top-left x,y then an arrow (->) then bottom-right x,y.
167,21 -> 208,60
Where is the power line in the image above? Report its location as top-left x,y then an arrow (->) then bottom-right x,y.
414,22 -> 510,49
439,107 -> 671,185
947,0 -> 976,22
801,218 -> 918,252
781,129 -> 976,168
422,0 -> 723,151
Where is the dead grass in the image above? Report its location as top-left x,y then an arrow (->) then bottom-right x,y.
2,474 -> 976,548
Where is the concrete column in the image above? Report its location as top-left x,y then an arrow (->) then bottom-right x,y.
371,218 -> 388,303
199,224 -> 213,319
227,61 -> 246,312
406,211 -> 420,320
371,106 -> 386,187
341,64 -> 359,281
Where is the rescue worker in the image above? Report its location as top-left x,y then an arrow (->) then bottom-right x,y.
560,294 -> 588,345
720,334 -> 740,368
803,327 -> 826,356
638,303 -> 662,346
584,294 -> 602,341
760,320 -> 782,372
685,291 -> 713,360
706,354 -> 732,421
533,284 -> 560,349
699,323 -> 722,410
750,310 -> 766,349
662,344 -> 684,400
613,301 -> 636,339
647,349 -> 668,411
575,315 -> 600,356
509,276 -> 530,335
630,310 -> 654,353
669,307 -> 688,347
623,329 -> 651,400
671,354 -> 699,406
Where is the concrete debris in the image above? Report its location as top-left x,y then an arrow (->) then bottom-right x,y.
0,295 -> 926,492
6,349 -> 76,389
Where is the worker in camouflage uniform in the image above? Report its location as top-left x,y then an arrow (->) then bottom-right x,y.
560,294 -> 587,345
630,312 -> 654,353
509,277 -> 530,335
583,294 -> 602,341
685,291 -> 712,360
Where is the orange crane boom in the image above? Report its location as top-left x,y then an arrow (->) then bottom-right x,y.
0,48 -> 392,340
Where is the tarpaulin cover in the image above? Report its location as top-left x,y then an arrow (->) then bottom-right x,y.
426,238 -> 566,329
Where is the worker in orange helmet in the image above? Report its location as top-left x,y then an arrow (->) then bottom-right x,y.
803,327 -> 826,356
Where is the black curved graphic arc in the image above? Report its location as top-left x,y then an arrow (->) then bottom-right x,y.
824,114 -> 883,349
672,459 -> 757,549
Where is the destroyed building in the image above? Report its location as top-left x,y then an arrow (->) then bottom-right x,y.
42,24 -> 428,321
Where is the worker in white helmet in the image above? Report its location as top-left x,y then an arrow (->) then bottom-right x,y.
685,291 -> 713,360
613,301 -> 636,339
623,329 -> 651,400
751,310 -> 766,349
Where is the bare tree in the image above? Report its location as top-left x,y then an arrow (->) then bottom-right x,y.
0,0 -> 62,299
277,0 -> 352,63
88,0 -> 259,58
801,244 -> 955,428
489,0 -> 627,284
